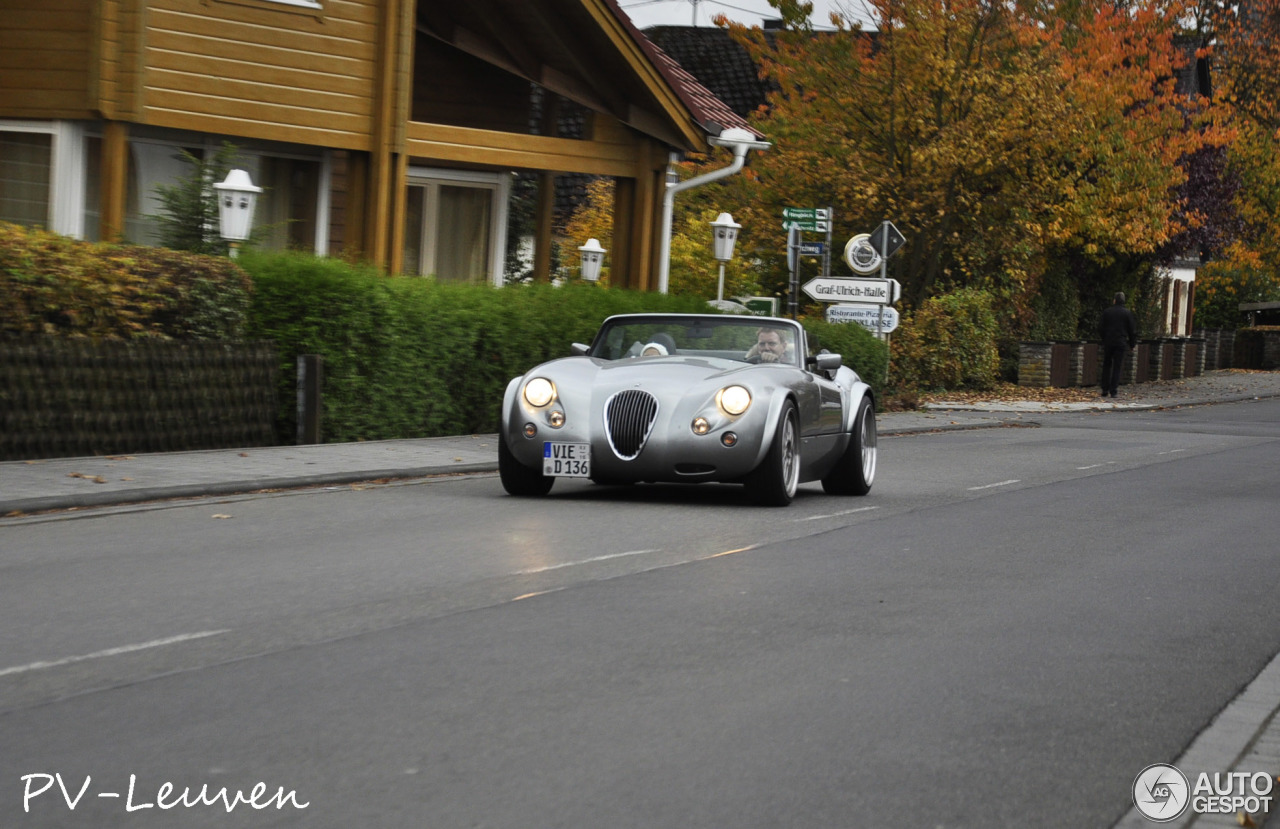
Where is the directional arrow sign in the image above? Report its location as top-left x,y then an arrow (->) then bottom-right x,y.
783,219 -> 830,232
826,303 -> 900,333
802,276 -> 896,304
782,207 -> 830,221
868,220 -> 905,258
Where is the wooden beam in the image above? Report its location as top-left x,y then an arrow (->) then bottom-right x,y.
99,120 -> 128,242
533,171 -> 555,283
388,151 -> 408,275
405,122 -> 637,177
611,176 -> 636,289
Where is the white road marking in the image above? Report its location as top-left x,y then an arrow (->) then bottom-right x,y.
797,506 -> 880,521
967,479 -> 1020,491
0,630 -> 231,678
514,549 -> 662,575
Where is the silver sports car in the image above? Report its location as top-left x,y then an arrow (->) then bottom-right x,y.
498,313 -> 877,505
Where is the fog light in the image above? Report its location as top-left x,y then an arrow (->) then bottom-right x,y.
692,417 -> 710,435
549,410 -> 565,428
721,431 -> 738,447
523,422 -> 538,438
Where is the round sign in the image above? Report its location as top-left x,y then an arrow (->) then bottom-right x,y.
844,233 -> 882,275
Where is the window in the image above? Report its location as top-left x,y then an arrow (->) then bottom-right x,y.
0,131 -> 51,228
401,169 -> 509,284
80,132 -> 326,252
0,120 -> 85,236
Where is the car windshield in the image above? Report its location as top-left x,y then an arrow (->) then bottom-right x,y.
589,317 -> 801,367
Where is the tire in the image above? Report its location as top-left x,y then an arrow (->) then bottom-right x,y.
746,400 -> 801,506
499,435 -> 555,496
821,395 -> 876,496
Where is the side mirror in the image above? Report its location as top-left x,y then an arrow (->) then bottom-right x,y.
571,342 -> 590,357
810,352 -> 842,372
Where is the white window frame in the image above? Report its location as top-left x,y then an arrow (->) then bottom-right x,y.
405,167 -> 510,286
0,119 -> 86,238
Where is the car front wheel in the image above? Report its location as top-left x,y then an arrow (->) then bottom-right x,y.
821,395 -> 876,496
746,400 -> 801,506
499,436 -> 555,496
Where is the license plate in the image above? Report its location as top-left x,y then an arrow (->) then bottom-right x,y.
543,442 -> 591,477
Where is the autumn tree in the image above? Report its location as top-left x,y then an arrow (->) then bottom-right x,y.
1205,0 -> 1280,282
714,0 -> 1218,333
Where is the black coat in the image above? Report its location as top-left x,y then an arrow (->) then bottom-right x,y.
1100,303 -> 1138,349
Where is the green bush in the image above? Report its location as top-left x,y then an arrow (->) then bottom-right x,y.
801,317 -> 889,397
891,287 -> 1001,390
0,222 -> 250,340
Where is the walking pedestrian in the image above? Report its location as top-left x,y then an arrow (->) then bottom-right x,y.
1099,292 -> 1138,398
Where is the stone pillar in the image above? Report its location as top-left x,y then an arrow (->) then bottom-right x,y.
1018,342 -> 1053,387
1146,339 -> 1165,382
1195,329 -> 1218,370
1170,338 -> 1187,380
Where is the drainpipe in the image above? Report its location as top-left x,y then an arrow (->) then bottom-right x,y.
657,127 -> 770,294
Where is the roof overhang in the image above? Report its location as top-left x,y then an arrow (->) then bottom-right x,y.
415,0 -> 754,153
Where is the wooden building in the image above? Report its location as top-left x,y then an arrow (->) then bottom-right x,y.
0,0 -> 751,288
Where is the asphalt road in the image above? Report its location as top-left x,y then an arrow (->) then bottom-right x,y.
2,399 -> 1279,827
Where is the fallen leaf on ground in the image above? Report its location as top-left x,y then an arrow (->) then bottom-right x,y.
211,513 -> 233,519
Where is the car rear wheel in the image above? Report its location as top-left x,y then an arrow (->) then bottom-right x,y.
746,400 -> 800,506
821,395 -> 876,496
499,436 -> 555,496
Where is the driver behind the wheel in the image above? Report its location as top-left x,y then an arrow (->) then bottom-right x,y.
745,327 -> 793,364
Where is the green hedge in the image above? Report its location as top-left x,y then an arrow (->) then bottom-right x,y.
242,251 -> 888,442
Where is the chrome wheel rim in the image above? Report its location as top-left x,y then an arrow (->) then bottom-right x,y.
860,407 -> 877,484
782,413 -> 800,497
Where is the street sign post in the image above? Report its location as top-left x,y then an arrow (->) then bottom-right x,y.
843,233 -> 882,275
782,207 -> 830,233
869,220 -> 905,259
787,224 -> 801,318
802,276 -> 898,304
826,303 -> 900,333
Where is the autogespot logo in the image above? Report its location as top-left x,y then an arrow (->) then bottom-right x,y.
1133,764 -> 1190,822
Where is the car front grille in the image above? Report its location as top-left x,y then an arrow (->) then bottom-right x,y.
604,389 -> 658,460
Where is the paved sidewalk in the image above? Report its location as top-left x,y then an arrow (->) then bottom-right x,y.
3,370 -> 1278,516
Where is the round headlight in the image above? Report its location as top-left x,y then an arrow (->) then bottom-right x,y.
523,377 -> 555,408
718,385 -> 751,416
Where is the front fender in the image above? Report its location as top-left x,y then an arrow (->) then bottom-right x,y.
744,390 -> 799,473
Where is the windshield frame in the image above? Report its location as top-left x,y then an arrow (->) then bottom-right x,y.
587,314 -> 807,367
